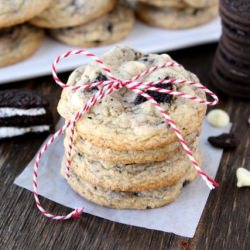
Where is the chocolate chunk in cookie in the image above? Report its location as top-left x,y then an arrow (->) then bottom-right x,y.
208,133 -> 238,150
134,83 -> 173,105
89,73 -> 109,92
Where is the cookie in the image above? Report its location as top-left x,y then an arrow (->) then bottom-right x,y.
211,60 -> 250,98
134,0 -> 188,8
221,14 -> 250,46
133,0 -> 217,8
65,162 -> 198,209
184,0 -> 217,8
65,129 -> 200,164
0,89 -> 53,139
215,43 -> 250,83
136,3 -> 218,29
0,0 -> 52,28
135,4 -> 218,29
220,0 -> 250,26
57,46 -> 207,151
49,5 -> 134,47
30,0 -> 117,29
220,35 -> 250,65
0,24 -> 44,67
63,143 -> 201,192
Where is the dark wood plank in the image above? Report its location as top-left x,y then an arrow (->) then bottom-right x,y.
0,43 -> 249,250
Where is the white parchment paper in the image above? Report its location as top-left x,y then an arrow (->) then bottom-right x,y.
15,120 -> 231,238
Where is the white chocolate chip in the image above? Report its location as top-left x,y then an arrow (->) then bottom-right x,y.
71,93 -> 84,107
119,61 -> 147,79
206,109 -> 230,128
236,168 -> 250,188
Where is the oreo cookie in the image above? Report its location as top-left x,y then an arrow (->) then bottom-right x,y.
0,89 -> 54,140
211,0 -> 250,98
212,61 -> 250,98
220,35 -> 250,65
215,44 -> 250,83
220,0 -> 250,26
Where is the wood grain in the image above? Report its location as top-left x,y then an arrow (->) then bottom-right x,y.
0,43 -> 249,250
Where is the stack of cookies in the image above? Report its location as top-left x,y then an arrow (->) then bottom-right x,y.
58,46 -> 207,209
132,0 -> 219,29
0,0 -> 134,67
212,0 -> 250,98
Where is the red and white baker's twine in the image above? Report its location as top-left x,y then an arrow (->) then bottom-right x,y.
33,49 -> 219,220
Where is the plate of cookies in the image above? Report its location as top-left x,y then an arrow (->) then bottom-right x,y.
0,0 -> 221,84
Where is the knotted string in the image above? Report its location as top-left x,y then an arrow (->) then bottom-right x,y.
33,49 -> 219,220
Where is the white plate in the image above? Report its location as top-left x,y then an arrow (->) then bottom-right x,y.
0,18 -> 221,84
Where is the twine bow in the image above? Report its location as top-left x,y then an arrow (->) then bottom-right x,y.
33,49 -> 219,220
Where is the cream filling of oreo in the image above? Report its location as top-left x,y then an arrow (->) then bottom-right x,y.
0,107 -> 46,118
0,125 -> 50,138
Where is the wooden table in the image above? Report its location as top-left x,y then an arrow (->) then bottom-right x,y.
0,43 -> 249,250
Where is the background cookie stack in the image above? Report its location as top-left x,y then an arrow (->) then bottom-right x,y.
0,0 -> 134,67
212,0 -> 250,98
58,46 -> 207,209
132,0 -> 219,29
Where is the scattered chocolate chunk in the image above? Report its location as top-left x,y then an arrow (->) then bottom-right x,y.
134,82 -> 173,105
208,133 -> 238,150
132,192 -> 139,196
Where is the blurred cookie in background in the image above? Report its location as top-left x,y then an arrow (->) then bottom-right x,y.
30,0 -> 117,29
0,0 -> 52,28
0,24 -> 44,67
134,0 -> 188,8
49,5 -> 134,47
136,2 -> 218,29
